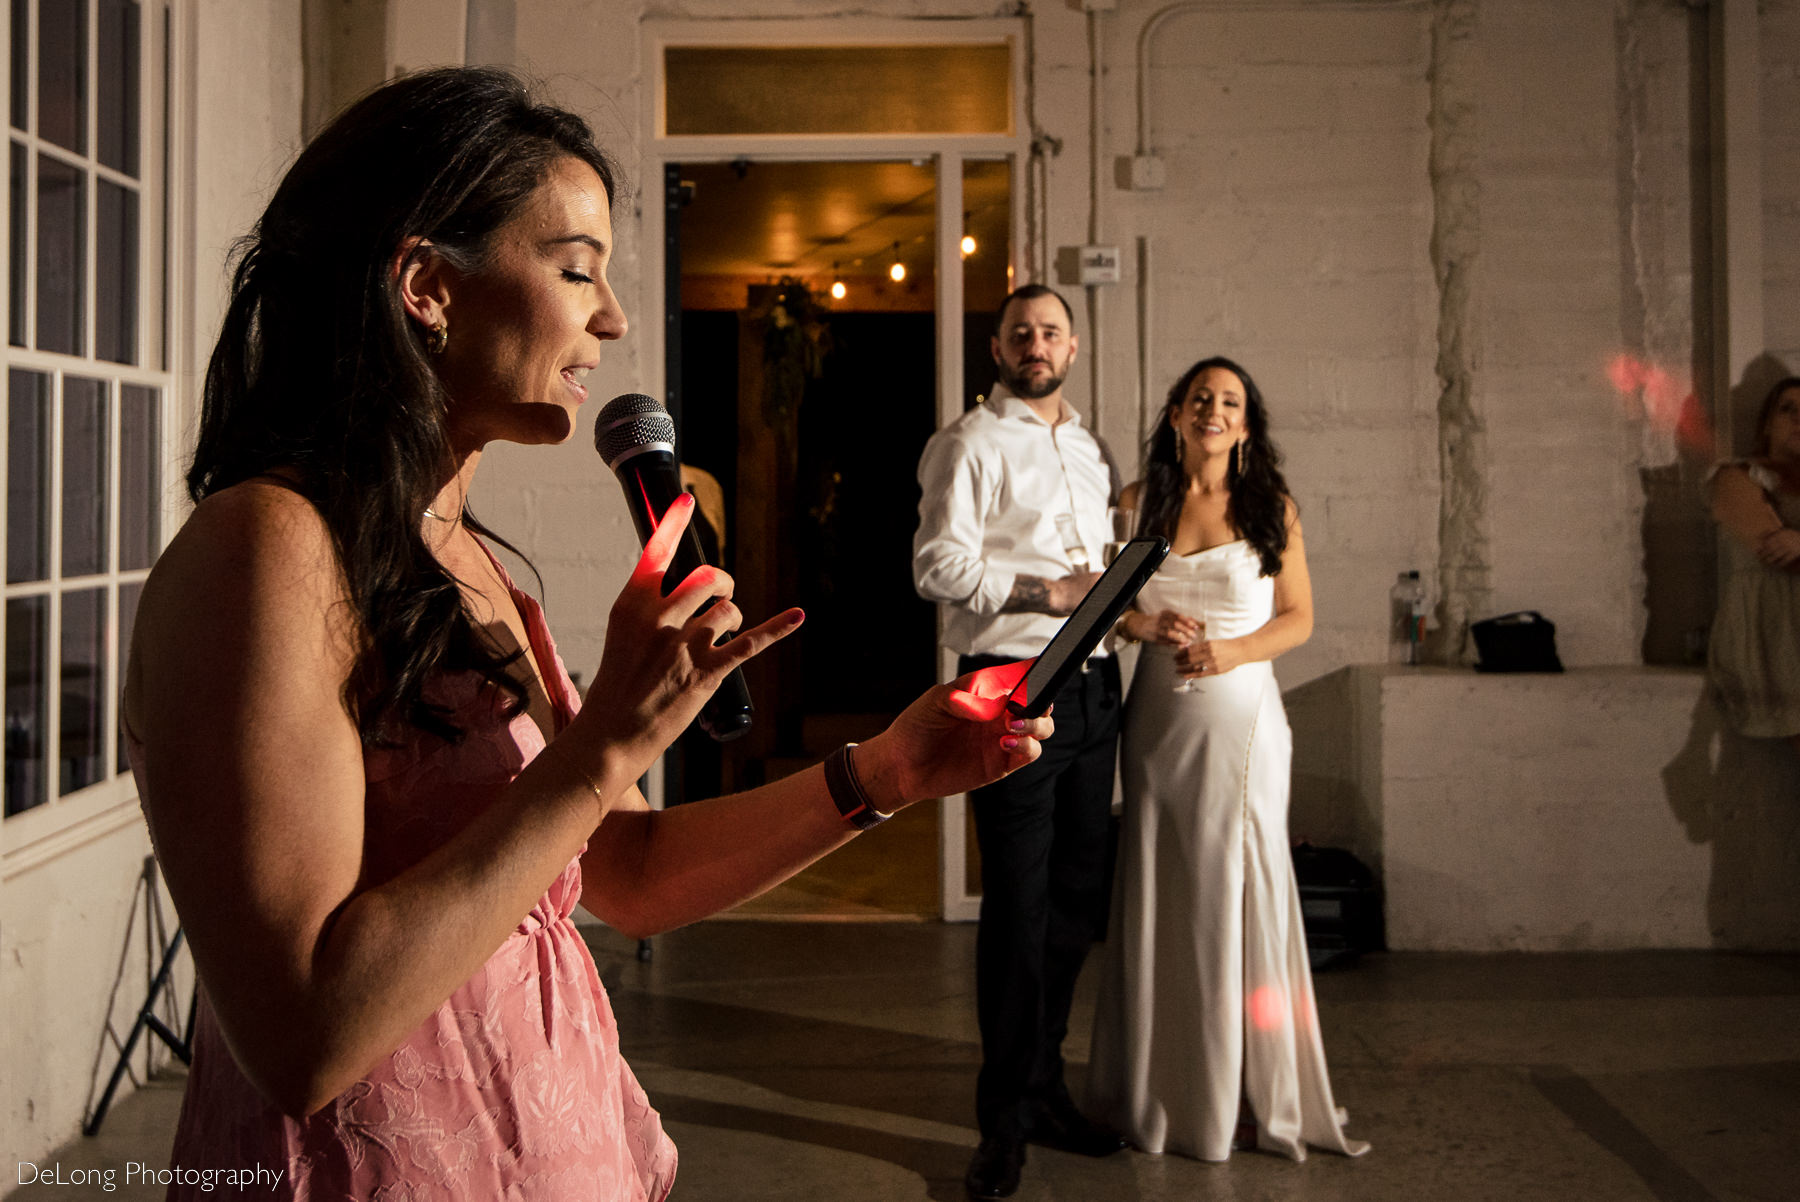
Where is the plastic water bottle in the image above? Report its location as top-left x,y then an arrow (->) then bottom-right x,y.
1388,571 -> 1426,664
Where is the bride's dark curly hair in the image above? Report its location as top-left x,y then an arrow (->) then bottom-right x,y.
1137,355 -> 1293,577
188,67 -> 618,744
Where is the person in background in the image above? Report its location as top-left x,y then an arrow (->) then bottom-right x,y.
913,283 -> 1129,1201
124,67 -> 1050,1201
1085,355 -> 1368,1163
1708,375 -> 1800,751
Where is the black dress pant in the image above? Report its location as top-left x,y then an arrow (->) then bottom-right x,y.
960,653 -> 1121,1140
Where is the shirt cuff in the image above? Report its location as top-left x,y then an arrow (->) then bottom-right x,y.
972,567 -> 1016,617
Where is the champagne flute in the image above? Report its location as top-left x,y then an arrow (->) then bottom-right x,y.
1169,578 -> 1214,693
1104,506 -> 1137,567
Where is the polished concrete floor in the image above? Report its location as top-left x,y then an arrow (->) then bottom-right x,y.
12,923 -> 1798,1201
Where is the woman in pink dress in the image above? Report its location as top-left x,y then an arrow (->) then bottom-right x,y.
122,67 -> 1049,1200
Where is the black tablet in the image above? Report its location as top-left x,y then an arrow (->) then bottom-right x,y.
1004,536 -> 1170,720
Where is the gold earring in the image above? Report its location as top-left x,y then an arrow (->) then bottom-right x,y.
425,319 -> 448,355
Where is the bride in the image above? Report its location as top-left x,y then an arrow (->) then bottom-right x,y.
1085,355 -> 1367,1162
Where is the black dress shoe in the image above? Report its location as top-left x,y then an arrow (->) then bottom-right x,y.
965,1134 -> 1026,1200
1027,1097 -> 1128,1158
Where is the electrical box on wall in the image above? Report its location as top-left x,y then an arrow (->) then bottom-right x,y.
1076,245 -> 1122,285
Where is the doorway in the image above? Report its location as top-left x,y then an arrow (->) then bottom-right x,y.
668,160 -> 944,917
642,19 -> 1028,920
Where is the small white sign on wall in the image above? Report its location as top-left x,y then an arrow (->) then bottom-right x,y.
1077,245 -> 1122,285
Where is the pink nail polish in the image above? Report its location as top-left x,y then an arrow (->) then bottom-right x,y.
1000,735 -> 1020,751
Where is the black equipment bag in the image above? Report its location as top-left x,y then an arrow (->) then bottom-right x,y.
1470,610 -> 1564,673
1292,843 -> 1384,971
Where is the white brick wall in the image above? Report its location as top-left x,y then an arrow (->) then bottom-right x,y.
1290,665 -> 1800,951
1766,2 -> 1800,371
474,0 -> 1782,685
1121,3 -> 1437,688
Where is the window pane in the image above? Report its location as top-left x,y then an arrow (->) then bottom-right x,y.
115,579 -> 139,773
9,0 -> 26,131
37,0 -> 86,154
119,384 -> 157,569
97,0 -> 139,175
59,586 -> 105,794
9,140 -> 24,347
62,376 -> 108,577
96,180 -> 137,364
35,154 -> 83,354
7,368 -> 49,582
664,44 -> 1013,137
4,594 -> 48,815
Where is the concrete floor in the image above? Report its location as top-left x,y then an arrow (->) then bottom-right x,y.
12,923 -> 1798,1201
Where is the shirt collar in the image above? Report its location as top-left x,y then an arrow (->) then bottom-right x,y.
988,385 -> 1080,429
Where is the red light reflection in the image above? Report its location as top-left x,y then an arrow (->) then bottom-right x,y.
949,659 -> 1033,723
1607,353 -> 1713,458
1247,985 -> 1287,1033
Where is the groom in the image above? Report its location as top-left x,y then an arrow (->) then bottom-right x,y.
912,284 -> 1128,1200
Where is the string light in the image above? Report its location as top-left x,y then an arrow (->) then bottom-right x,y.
961,233 -> 977,258
830,262 -> 846,301
888,242 -> 906,283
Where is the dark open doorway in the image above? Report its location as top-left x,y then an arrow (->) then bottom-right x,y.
665,163 -> 943,906
675,304 -> 938,759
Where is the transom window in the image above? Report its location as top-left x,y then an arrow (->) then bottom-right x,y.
662,43 -> 1013,137
4,0 -> 169,822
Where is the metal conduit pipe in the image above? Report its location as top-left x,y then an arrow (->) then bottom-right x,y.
1127,0 -> 1429,451
1137,234 -> 1152,464
1134,0 -> 1429,157
1088,5 -> 1106,437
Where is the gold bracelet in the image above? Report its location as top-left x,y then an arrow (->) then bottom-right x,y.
539,741 -> 605,808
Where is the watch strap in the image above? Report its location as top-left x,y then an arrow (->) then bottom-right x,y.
825,743 -> 891,831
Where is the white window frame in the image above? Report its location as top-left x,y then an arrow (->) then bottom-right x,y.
0,0 -> 187,876
641,17 -> 1030,922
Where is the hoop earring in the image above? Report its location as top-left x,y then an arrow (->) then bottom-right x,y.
425,319 -> 448,356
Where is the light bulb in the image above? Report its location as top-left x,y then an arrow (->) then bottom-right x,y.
830,279 -> 847,300
889,260 -> 906,283
961,234 -> 977,257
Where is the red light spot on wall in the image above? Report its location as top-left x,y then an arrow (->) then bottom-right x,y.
1607,352 -> 1714,458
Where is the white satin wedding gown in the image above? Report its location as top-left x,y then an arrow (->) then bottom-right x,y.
1086,540 -> 1368,1162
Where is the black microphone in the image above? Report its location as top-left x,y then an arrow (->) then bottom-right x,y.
594,392 -> 754,743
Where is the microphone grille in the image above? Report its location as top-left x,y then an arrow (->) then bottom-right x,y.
595,392 -> 676,467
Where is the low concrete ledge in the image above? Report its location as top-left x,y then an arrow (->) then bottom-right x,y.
1285,665 -> 1800,952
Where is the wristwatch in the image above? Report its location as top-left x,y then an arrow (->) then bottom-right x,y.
824,743 -> 892,831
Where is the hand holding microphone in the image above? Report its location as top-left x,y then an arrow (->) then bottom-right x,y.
586,489 -> 801,782
595,392 -> 762,742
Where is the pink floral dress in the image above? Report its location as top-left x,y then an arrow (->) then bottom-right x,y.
133,570 -> 677,1201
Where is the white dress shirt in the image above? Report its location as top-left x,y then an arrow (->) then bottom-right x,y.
913,388 -> 1114,660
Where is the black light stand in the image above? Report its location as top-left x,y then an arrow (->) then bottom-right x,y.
84,856 -> 194,1136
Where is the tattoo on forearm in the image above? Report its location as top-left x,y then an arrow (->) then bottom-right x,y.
1003,576 -> 1051,614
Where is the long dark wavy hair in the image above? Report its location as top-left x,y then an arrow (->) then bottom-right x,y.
1138,356 -> 1292,577
188,67 -> 618,744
